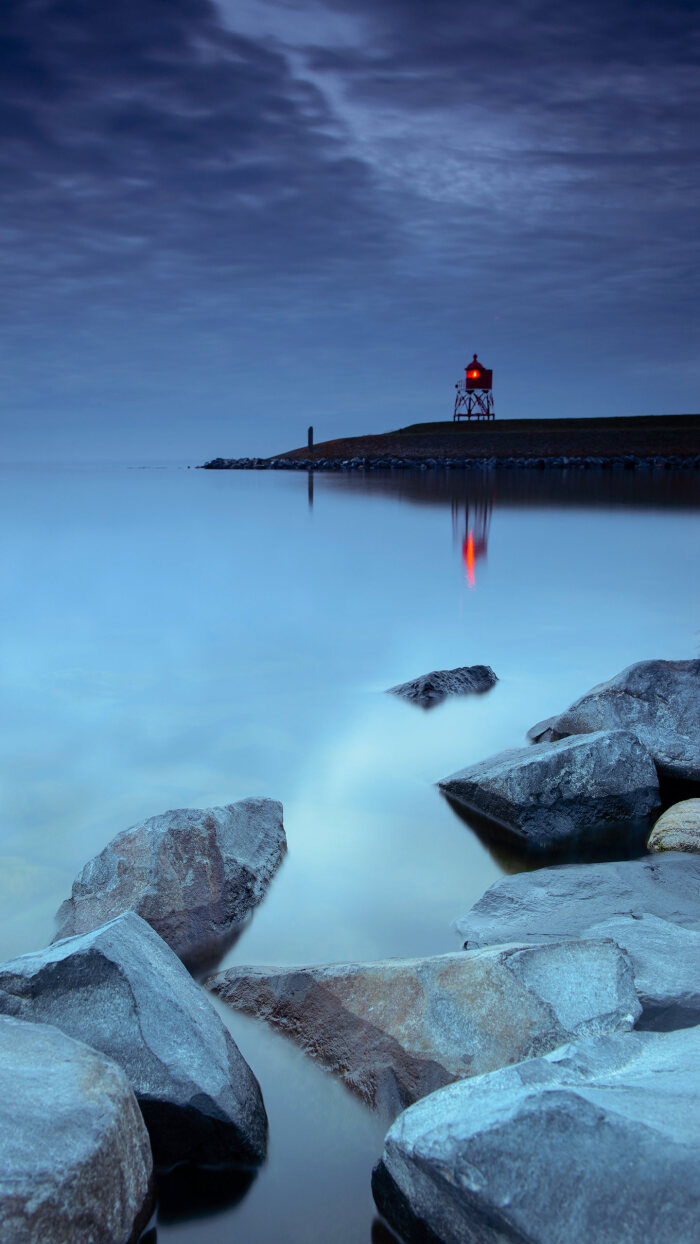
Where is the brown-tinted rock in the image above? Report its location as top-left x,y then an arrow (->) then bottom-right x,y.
53,798 -> 286,968
208,942 -> 639,1116
648,799 -> 700,854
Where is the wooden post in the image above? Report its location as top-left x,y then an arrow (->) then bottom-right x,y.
308,425 -> 314,453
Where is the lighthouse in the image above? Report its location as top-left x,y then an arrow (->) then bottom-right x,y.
453,353 -> 494,421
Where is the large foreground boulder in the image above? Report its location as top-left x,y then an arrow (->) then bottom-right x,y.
208,942 -> 638,1115
388,665 -> 497,709
528,658 -> 700,787
456,854 -> 700,1031
648,798 -> 700,854
0,1014 -> 153,1244
0,912 -> 267,1167
373,1027 -> 700,1244
439,729 -> 660,854
54,797 -> 286,967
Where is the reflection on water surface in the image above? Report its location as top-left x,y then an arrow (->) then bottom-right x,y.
0,464 -> 698,1242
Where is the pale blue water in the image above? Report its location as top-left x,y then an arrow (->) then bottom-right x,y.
0,464 -> 698,1241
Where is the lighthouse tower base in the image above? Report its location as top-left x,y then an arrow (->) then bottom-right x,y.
453,388 -> 494,420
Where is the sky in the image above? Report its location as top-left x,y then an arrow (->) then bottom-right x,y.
1,0 -> 698,462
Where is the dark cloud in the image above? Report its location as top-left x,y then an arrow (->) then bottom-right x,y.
0,0 -> 697,457
0,0 -> 393,312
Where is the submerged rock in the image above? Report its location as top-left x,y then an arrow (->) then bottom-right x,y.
648,799 -> 700,854
373,1026 -> 700,1244
208,941 -> 638,1115
439,729 -> 660,854
529,658 -> 700,787
53,797 -> 286,968
0,912 -> 267,1167
387,665 -> 497,709
0,1014 -> 153,1244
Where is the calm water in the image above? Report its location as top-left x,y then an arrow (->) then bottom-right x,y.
1,464 -> 698,1242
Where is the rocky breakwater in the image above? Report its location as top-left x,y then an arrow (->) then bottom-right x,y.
54,797 -> 286,969
208,941 -> 639,1116
0,911 -> 268,1167
373,1026 -> 700,1244
202,453 -> 700,471
0,1014 -> 153,1244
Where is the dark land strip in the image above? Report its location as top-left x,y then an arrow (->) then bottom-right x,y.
202,414 -> 700,471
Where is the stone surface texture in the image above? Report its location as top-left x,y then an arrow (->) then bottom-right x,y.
373,1026 -> 700,1244
0,1014 -> 153,1244
529,658 -> 700,785
53,797 -> 286,967
456,854 -> 700,1032
456,853 -> 700,946
648,798 -> 700,854
388,665 -> 497,709
209,942 -> 638,1115
0,912 -> 267,1167
439,729 -> 660,852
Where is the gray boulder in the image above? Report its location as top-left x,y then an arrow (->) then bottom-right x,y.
582,914 -> 700,1031
54,797 -> 286,967
456,854 -> 700,1031
388,664 -> 497,709
456,853 -> 700,947
529,658 -> 700,786
648,798 -> 700,853
0,1014 -> 153,1244
0,912 -> 267,1167
439,729 -> 660,854
208,941 -> 638,1115
373,1026 -> 700,1244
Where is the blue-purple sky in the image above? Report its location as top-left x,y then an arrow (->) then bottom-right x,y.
1,0 -> 698,462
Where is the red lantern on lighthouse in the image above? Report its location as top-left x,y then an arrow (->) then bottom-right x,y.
454,353 -> 494,420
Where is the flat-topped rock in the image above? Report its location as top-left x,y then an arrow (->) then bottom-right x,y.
456,854 -> 700,1031
456,853 -> 700,946
54,797 -> 286,968
387,665 -> 497,709
0,912 -> 267,1168
439,729 -> 660,854
373,1026 -> 700,1244
208,941 -> 638,1115
0,1015 -> 153,1244
528,658 -> 700,787
648,799 -> 700,854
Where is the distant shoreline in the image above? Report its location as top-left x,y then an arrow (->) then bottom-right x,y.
202,414 -> 700,471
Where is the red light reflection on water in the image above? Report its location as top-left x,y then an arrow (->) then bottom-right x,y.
463,529 -> 476,588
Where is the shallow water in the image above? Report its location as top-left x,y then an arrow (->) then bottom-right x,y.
1,464 -> 698,1241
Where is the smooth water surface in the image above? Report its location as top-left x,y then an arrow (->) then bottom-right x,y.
1,464 -> 698,1242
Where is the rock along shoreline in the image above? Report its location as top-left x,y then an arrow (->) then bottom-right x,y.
202,452 -> 700,471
